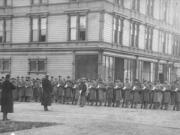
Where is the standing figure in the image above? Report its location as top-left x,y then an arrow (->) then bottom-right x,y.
1,74 -> 16,121
64,76 -> 73,104
106,77 -> 114,107
141,81 -> 150,109
161,81 -> 171,110
96,79 -> 105,106
18,77 -> 25,102
88,80 -> 97,106
41,75 -> 52,111
57,76 -> 65,103
131,79 -> 141,108
79,78 -> 87,107
122,78 -> 131,108
153,81 -> 163,109
174,81 -> 180,111
114,80 -> 123,107
25,77 -> 33,102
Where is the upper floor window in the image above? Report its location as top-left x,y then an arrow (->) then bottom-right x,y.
0,19 -> 11,43
146,0 -> 154,17
130,21 -> 139,48
31,17 -> 47,42
132,0 -> 140,12
29,59 -> 47,74
69,15 -> 87,41
0,59 -> 11,73
31,0 -> 48,5
115,0 -> 124,7
0,0 -> 12,7
113,16 -> 124,45
145,26 -> 153,51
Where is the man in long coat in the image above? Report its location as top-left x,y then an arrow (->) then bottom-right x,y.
41,75 -> 52,111
1,74 -> 16,121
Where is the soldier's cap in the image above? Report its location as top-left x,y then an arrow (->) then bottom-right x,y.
17,76 -> 20,78
67,76 -> 70,79
21,76 -> 24,78
58,75 -> 62,77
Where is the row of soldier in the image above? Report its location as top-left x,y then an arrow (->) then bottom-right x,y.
0,75 -> 180,111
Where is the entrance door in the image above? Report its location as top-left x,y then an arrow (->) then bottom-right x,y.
115,58 -> 124,81
75,55 -> 98,80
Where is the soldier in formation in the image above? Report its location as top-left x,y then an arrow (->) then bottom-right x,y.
1,74 -> 180,111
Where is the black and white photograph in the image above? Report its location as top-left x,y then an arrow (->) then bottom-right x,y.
0,0 -> 180,134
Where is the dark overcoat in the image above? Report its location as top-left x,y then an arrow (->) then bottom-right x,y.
41,78 -> 52,106
1,80 -> 15,113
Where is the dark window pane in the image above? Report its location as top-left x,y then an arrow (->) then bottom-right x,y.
3,60 -> 10,71
38,60 -> 45,71
30,61 -> 37,72
79,30 -> 86,40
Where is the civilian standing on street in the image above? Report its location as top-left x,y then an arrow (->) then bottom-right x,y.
1,74 -> 16,121
41,75 -> 52,111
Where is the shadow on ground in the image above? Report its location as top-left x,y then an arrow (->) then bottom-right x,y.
0,121 -> 60,133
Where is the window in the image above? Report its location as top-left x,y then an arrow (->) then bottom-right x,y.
132,0 -> 140,12
113,16 -> 124,45
115,0 -> 124,7
145,26 -> 153,51
130,21 -> 139,48
29,59 -> 47,74
146,0 -> 154,17
69,15 -> 87,41
0,59 -> 11,73
0,19 -> 11,43
31,0 -> 48,5
31,17 -> 47,42
0,0 -> 12,7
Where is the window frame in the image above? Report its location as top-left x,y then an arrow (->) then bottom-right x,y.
0,58 -> 11,73
30,16 -> 47,42
0,19 -> 11,44
68,14 -> 87,41
31,0 -> 48,5
29,58 -> 47,74
130,21 -> 139,48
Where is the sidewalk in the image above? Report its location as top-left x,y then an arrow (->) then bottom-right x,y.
1,102 -> 180,135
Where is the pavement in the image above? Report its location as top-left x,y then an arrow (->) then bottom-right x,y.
0,102 -> 180,135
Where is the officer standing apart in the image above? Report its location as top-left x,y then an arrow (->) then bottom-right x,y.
1,74 -> 16,121
41,75 -> 52,111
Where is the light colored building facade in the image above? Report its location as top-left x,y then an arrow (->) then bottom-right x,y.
0,0 -> 180,83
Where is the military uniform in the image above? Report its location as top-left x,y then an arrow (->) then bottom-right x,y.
88,80 -> 97,105
64,77 -> 73,103
57,77 -> 65,103
140,82 -> 150,109
114,80 -> 123,107
96,80 -> 105,106
131,80 -> 141,108
25,78 -> 33,102
153,82 -> 163,109
161,82 -> 171,110
106,81 -> 114,107
122,80 -> 131,108
18,77 -> 26,102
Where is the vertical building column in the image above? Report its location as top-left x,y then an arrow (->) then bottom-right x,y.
98,50 -> 103,79
135,56 -> 139,80
155,60 -> 160,81
72,51 -> 76,80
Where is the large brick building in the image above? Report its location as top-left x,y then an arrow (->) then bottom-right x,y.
0,0 -> 180,83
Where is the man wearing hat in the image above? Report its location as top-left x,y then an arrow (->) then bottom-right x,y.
79,77 -> 87,107
1,74 -> 16,121
41,75 -> 52,111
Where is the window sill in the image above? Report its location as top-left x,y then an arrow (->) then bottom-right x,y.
0,71 -> 10,74
29,71 -> 46,74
